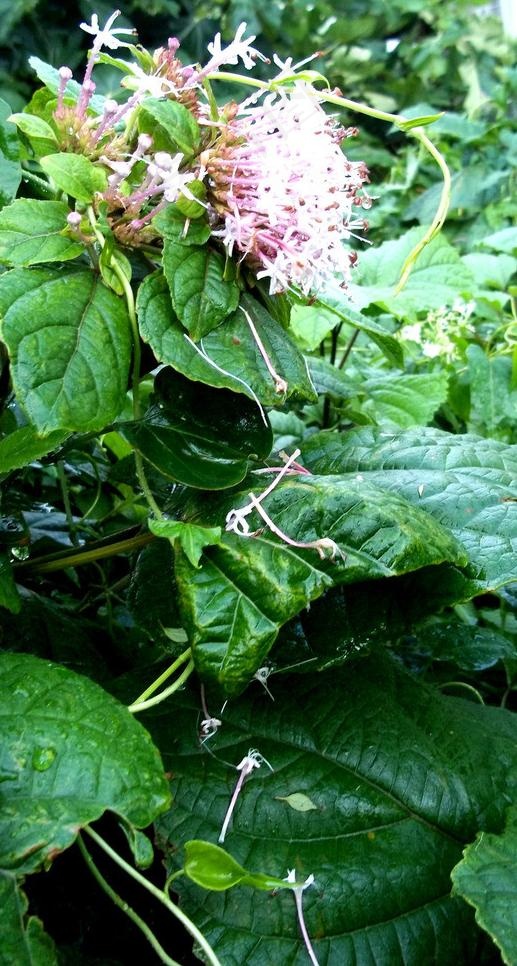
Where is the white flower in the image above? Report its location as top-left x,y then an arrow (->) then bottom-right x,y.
203,21 -> 269,75
80,10 -> 137,51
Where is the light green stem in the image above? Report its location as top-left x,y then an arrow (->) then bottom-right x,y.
84,827 -> 222,966
128,659 -> 195,713
207,73 -> 452,290
130,647 -> 192,705
78,835 -> 181,966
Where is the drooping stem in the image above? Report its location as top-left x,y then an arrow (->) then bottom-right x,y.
130,647 -> 192,705
128,659 -> 195,713
77,834 -> 181,966
84,826 -> 222,966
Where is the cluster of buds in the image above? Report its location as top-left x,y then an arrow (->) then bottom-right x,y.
51,10 -> 371,294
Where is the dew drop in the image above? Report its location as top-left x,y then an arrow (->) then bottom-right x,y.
32,747 -> 57,771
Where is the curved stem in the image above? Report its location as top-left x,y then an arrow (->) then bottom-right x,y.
84,826 -> 222,966
128,659 -> 195,713
77,835 -> 181,966
130,647 -> 192,705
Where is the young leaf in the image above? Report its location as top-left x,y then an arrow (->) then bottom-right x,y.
152,651 -> 517,964
149,519 -> 223,569
452,805 -> 517,966
8,112 -> 58,144
137,274 -> 317,405
303,426 -> 517,595
0,871 -> 57,965
175,474 -> 466,692
40,153 -> 107,204
0,652 -> 171,874
0,267 -> 131,433
0,199 -> 84,266
162,239 -> 240,340
0,98 -> 22,209
138,98 -> 201,157
122,368 -> 272,490
183,840 -> 287,893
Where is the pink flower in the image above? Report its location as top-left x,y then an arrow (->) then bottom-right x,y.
207,83 -> 371,295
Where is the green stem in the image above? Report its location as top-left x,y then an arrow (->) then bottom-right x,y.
128,659 -> 195,713
57,459 -> 79,547
438,681 -> 485,704
15,531 -> 154,574
84,826 -> 222,966
77,835 -> 181,966
130,647 -> 192,705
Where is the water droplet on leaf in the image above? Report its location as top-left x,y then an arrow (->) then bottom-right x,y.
32,747 -> 57,771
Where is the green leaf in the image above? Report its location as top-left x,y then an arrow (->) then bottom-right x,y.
154,206 -> 211,246
0,871 -> 57,965
467,346 -> 517,438
0,267 -> 131,433
8,113 -> 57,143
306,357 -> 352,398
0,99 -> 21,209
175,473 -> 466,692
289,303 -> 340,351
162,240 -> 240,339
138,98 -> 200,157
316,293 -> 404,367
452,805 -> 517,966
28,58 -> 105,115
462,253 -> 517,290
351,228 -> 475,318
276,792 -> 318,812
361,370 -> 449,427
121,368 -> 273,490
153,651 -> 517,964
39,154 -> 107,204
398,111 -> 444,130
0,652 -> 170,874
0,200 -> 84,266
0,426 -> 67,474
137,275 -> 317,406
477,228 -> 517,256
412,619 -> 516,672
0,553 -> 21,614
149,518 -> 223,568
303,427 -> 517,594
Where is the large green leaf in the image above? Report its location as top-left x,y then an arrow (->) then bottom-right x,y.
452,805 -> 517,966
151,651 -> 517,964
0,267 -> 131,433
162,239 -> 239,340
0,200 -> 84,266
0,99 -> 21,210
138,98 -> 200,157
122,368 -> 273,489
39,154 -> 107,204
303,427 -> 517,594
0,426 -> 67,475
137,274 -> 317,405
175,473 -> 466,692
467,345 -> 516,439
350,228 -> 475,318
361,370 -> 449,427
0,871 -> 56,965
0,653 -> 170,874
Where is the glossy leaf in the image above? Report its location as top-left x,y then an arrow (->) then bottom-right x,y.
0,425 -> 67,476
138,98 -> 200,157
0,652 -> 171,874
137,274 -> 317,406
0,267 -> 131,433
162,239 -> 240,339
149,518 -> 223,568
39,154 -> 107,204
121,368 -> 272,490
0,99 -> 21,209
452,805 -> 517,966
0,200 -> 84,266
175,473 -> 466,692
183,840 -> 288,893
152,651 -> 517,964
0,871 -> 57,965
304,427 -> 517,594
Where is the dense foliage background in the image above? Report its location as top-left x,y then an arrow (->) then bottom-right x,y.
0,1 -> 516,964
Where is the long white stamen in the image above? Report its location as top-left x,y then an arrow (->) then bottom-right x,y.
240,306 -> 288,394
218,749 -> 273,843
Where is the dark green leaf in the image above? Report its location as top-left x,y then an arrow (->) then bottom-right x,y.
0,553 -> 21,614
137,274 -> 317,406
452,805 -> 517,966
152,651 -> 517,964
121,368 -> 272,490
175,473 -> 466,692
304,427 -> 517,594
0,871 -> 57,965
154,206 -> 211,246
0,200 -> 84,266
411,620 -> 516,672
162,239 -> 239,339
0,652 -> 170,873
0,99 -> 21,210
138,98 -> 200,157
0,267 -> 131,433
149,519 -> 223,568
39,154 -> 107,204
